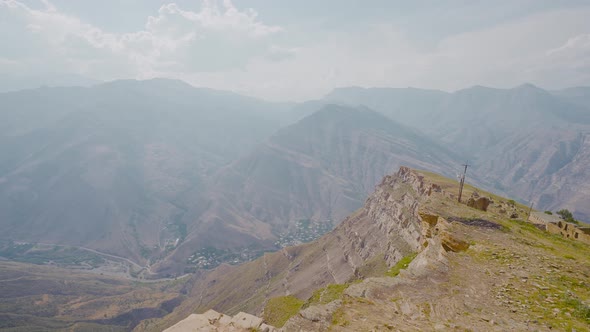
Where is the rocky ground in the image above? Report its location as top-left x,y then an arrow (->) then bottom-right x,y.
281,171 -> 590,331
156,168 -> 590,332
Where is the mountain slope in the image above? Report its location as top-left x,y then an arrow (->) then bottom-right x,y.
154,167 -> 590,332
324,84 -> 590,220
164,106 -> 458,263
222,104 -> 458,220
324,86 -> 448,128
0,79 -> 288,265
552,86 -> 590,109
140,167 -> 438,330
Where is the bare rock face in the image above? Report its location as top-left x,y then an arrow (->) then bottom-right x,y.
420,213 -> 469,253
282,300 -> 342,331
440,231 -> 470,253
467,196 -> 491,211
175,167 -> 437,319
163,309 -> 276,332
282,211 -> 457,331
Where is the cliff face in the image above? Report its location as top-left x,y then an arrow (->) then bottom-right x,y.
154,167 -> 590,332
338,166 -> 429,269
149,167 -> 437,329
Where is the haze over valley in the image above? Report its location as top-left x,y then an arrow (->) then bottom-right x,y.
1,1 -> 590,331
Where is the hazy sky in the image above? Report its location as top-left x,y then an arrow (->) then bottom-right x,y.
1,0 -> 589,101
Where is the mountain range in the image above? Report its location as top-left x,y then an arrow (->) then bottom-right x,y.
1,79 -> 589,274
325,84 -> 590,220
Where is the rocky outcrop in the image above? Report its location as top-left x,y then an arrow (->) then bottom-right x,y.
160,167 -> 590,332
420,213 -> 469,253
281,211 -> 464,331
163,309 -> 277,332
466,193 -> 491,212
162,167 -> 442,323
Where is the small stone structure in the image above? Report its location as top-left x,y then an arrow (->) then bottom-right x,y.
546,220 -> 590,244
164,309 -> 277,332
529,212 -> 590,245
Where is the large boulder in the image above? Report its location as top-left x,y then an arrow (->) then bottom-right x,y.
467,196 -> 491,212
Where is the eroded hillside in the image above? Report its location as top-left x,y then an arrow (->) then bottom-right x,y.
152,167 -> 590,332
325,84 -> 590,221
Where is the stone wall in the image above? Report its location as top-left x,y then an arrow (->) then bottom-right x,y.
546,221 -> 590,245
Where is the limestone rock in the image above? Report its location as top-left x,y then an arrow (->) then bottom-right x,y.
164,310 -> 271,332
282,300 -> 342,331
259,323 -> 277,332
300,300 -> 342,322
163,314 -> 214,332
441,232 -> 470,252
231,312 -> 263,330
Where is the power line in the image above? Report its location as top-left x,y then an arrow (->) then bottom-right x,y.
458,161 -> 470,203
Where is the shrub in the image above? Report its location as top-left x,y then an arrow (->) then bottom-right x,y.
557,209 -> 580,224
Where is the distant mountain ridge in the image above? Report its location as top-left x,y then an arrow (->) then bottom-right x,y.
2,78 -> 589,275
0,79 -> 289,266
324,83 -> 590,220
0,73 -> 100,93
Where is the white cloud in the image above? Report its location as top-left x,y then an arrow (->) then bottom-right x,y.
0,1 -> 589,100
0,0 -> 283,79
190,7 -> 590,101
547,33 -> 590,60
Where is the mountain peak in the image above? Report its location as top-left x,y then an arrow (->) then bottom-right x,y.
97,77 -> 194,90
513,82 -> 546,92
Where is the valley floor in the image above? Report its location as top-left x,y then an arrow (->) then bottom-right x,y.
0,260 -> 190,331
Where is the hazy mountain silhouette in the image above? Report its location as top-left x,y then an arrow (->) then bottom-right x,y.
0,79 -> 289,264
324,84 -> 590,220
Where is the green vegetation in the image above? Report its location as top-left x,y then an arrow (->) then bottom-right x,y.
262,295 -> 304,327
385,253 -> 417,277
544,211 -> 553,215
305,283 -> 349,307
563,295 -> 590,323
556,209 -> 580,225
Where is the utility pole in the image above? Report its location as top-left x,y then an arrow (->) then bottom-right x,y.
527,203 -> 534,222
458,162 -> 470,203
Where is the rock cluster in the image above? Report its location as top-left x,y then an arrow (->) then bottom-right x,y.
164,309 -> 276,332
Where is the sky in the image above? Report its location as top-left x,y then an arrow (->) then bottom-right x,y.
1,0 -> 589,101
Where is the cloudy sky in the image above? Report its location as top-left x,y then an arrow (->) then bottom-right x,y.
1,0 -> 589,101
